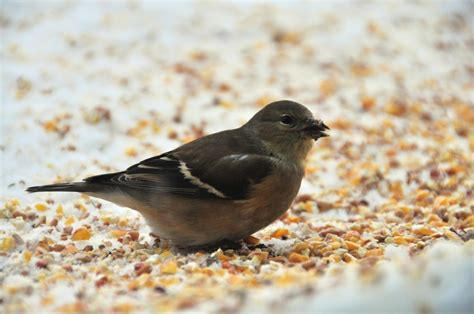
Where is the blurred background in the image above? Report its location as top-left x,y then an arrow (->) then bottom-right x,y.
2,1 -> 472,192
1,1 -> 473,313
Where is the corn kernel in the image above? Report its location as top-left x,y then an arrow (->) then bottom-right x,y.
5,198 -> 20,210
0,237 -> 15,251
160,250 -> 172,259
393,236 -> 409,245
415,190 -> 431,202
160,260 -> 177,274
292,242 -> 310,253
64,216 -> 75,225
344,241 -> 360,251
64,244 -> 78,254
461,215 -> 474,229
110,229 -> 127,238
23,250 -> 32,262
250,251 -> 269,262
319,79 -> 337,97
56,204 -> 64,216
218,99 -> 235,109
71,228 -> 92,241
343,253 -> 356,263
288,252 -> 309,263
125,147 -> 138,157
328,254 -> 341,263
412,226 -> 436,236
35,203 -> 48,212
361,96 -> 376,110
366,248 -> 383,257
118,218 -> 129,227
271,228 -> 289,238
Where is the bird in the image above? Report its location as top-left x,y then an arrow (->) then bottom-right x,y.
27,100 -> 329,248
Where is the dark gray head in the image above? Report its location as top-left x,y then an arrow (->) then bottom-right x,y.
243,100 -> 329,161
244,100 -> 329,141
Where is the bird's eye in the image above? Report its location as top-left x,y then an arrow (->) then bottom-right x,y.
280,114 -> 294,126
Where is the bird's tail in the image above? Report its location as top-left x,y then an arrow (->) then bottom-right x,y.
26,182 -> 92,193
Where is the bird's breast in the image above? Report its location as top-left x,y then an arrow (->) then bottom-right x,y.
238,161 -> 304,229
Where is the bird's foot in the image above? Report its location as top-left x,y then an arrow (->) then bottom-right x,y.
216,239 -> 243,251
246,243 -> 268,250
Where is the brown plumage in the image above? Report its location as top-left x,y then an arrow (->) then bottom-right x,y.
27,100 -> 329,248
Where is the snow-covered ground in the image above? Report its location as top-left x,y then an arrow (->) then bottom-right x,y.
1,1 -> 473,313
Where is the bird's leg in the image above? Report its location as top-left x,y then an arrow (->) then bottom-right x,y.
216,239 -> 243,250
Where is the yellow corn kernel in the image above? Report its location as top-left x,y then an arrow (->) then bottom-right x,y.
160,260 -> 177,274
124,147 -> 138,157
0,237 -> 15,251
275,273 -> 296,286
413,226 -> 436,236
288,252 -> 309,263
344,241 -> 360,251
63,244 -> 77,254
35,203 -> 48,212
216,250 -> 232,262
113,303 -> 135,314
292,242 -> 310,253
5,198 -> 21,209
56,204 -> 64,216
71,228 -> 92,241
64,216 -> 75,225
250,251 -> 269,262
343,253 -> 356,263
41,296 -> 54,306
23,250 -> 33,262
461,215 -> 474,229
218,99 -> 235,109
366,248 -> 384,257
328,254 -> 341,263
393,236 -> 409,245
160,250 -> 173,259
415,190 -> 430,202
110,229 -> 127,238
319,79 -> 337,97
118,218 -> 129,227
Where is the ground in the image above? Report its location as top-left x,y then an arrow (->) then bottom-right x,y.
1,1 -> 473,313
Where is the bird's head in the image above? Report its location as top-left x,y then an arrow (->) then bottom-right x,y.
243,100 -> 329,161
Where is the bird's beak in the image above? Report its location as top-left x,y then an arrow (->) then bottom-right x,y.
304,119 -> 330,140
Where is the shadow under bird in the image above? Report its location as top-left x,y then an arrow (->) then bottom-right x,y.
27,100 -> 329,248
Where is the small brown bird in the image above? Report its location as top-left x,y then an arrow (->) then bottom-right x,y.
27,100 -> 329,248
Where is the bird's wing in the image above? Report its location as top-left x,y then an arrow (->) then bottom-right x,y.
85,151 -> 276,200
178,153 -> 276,199
84,128 -> 275,199
124,151 -> 276,199
84,153 -> 209,197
